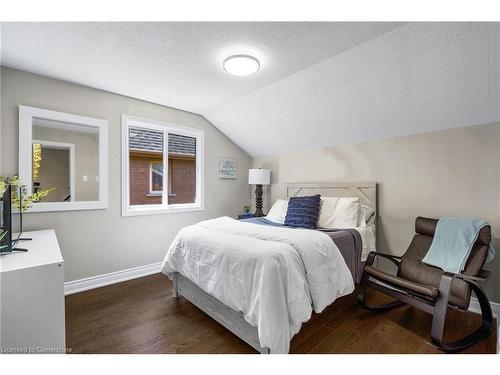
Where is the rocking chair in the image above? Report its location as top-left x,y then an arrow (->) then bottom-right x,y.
358,216 -> 494,353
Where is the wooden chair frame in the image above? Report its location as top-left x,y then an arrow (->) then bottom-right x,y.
358,251 -> 494,353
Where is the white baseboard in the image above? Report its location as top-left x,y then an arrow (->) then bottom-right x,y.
469,297 -> 500,317
64,262 -> 162,295
469,297 -> 500,354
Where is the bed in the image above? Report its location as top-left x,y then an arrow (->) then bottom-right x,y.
162,181 -> 377,354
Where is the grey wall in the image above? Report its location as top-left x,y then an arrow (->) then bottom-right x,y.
1,67 -> 251,282
253,123 -> 500,302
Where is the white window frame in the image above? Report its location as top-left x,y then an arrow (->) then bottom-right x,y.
121,114 -> 204,217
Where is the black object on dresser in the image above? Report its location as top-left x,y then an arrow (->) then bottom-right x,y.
1,184 -> 28,253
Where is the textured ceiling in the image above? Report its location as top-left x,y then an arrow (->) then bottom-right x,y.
0,22 -> 401,113
2,22 -> 498,157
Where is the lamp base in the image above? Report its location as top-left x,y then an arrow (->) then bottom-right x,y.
254,184 -> 265,217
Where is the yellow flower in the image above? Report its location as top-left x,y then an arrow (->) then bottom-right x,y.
1,175 -> 54,211
32,144 -> 42,182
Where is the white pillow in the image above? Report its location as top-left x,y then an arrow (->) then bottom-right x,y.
358,204 -> 376,227
266,199 -> 288,224
318,197 -> 360,229
317,197 -> 339,228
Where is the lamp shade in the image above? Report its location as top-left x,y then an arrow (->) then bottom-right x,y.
248,168 -> 270,185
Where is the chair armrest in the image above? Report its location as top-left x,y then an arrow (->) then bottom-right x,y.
443,270 -> 490,283
432,268 -> 494,345
436,270 -> 490,303
371,251 -> 402,260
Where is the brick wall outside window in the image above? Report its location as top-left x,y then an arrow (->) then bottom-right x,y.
169,158 -> 196,204
129,155 -> 195,206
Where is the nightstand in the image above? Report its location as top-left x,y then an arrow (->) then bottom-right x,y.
238,214 -> 254,220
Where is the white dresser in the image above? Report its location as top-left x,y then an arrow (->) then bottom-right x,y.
0,230 -> 65,353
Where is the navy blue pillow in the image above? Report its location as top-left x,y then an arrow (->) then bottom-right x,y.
284,194 -> 322,229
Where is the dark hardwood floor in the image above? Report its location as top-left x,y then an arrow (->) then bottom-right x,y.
65,273 -> 497,354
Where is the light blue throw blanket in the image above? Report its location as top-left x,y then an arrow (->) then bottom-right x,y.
422,218 -> 496,273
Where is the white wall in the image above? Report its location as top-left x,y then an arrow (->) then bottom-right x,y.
0,67 -> 252,282
253,122 -> 500,302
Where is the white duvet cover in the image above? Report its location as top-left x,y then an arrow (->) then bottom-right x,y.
161,216 -> 354,353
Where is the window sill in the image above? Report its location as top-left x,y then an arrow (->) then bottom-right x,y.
146,193 -> 176,197
122,203 -> 204,217
22,201 -> 108,213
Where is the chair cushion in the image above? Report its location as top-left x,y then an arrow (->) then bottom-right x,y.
365,265 -> 438,298
399,230 -> 489,308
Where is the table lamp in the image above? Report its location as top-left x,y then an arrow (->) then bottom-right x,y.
248,168 -> 271,217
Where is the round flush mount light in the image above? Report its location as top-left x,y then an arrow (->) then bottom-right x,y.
223,54 -> 260,76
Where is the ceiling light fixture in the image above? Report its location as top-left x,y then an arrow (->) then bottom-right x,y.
223,54 -> 260,76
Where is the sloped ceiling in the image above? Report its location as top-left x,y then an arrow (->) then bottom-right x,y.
1,22 -> 499,156
206,23 -> 500,156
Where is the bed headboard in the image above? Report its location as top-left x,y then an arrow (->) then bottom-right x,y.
284,181 -> 377,211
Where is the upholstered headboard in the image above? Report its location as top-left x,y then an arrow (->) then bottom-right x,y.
284,181 -> 377,213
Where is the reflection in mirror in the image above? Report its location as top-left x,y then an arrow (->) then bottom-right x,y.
32,119 -> 99,202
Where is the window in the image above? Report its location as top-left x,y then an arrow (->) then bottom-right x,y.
122,115 -> 204,216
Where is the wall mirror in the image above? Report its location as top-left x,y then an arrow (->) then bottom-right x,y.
19,106 -> 108,212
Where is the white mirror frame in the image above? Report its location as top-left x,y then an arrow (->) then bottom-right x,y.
19,105 -> 108,212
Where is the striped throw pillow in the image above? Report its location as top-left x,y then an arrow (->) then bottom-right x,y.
284,194 -> 322,229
